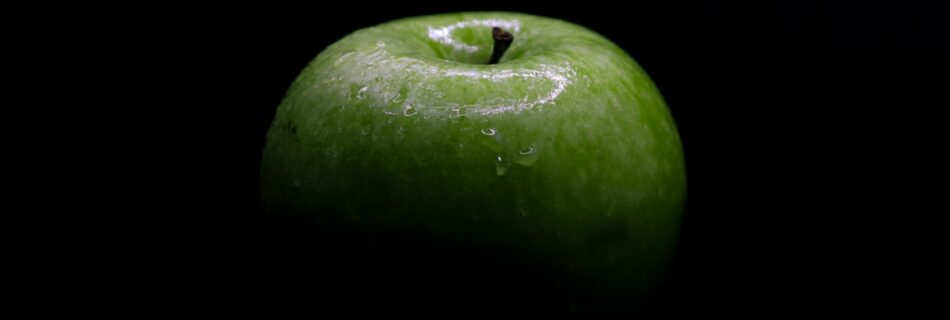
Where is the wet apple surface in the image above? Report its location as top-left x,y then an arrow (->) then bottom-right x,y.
261,12 -> 686,311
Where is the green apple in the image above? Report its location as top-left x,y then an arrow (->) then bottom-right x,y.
261,12 -> 686,311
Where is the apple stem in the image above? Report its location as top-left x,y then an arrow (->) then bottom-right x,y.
489,27 -> 513,64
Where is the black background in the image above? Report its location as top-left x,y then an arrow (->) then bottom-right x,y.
72,0 -> 946,316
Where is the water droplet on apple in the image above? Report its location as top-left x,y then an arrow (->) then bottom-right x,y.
450,108 -> 464,119
335,52 -> 354,66
355,87 -> 368,99
495,156 -> 510,176
403,105 -> 417,117
514,146 -> 539,167
361,129 -> 368,135
481,128 -> 496,136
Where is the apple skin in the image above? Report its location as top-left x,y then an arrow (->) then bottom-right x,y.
261,12 -> 685,311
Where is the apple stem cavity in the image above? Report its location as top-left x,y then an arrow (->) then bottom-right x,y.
489,27 -> 514,65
